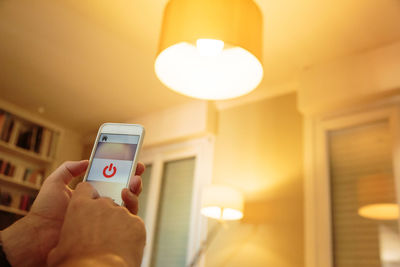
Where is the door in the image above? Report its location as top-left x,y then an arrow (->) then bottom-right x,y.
138,137 -> 214,267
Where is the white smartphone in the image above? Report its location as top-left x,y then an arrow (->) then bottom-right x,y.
82,123 -> 145,205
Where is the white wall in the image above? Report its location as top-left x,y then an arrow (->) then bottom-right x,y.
207,93 -> 304,267
128,100 -> 217,147
54,128 -> 84,166
298,41 -> 400,115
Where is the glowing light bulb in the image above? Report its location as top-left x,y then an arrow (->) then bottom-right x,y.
154,42 -> 263,100
155,0 -> 263,100
201,206 -> 244,221
196,39 -> 224,57
358,203 -> 399,220
200,185 -> 244,221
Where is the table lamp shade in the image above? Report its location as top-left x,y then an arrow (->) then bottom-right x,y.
155,0 -> 263,100
201,185 -> 244,220
357,173 -> 399,220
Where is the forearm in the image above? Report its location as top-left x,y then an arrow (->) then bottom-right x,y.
1,218 -> 38,266
1,215 -> 60,267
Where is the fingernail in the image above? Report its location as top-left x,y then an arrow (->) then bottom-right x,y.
131,176 -> 141,195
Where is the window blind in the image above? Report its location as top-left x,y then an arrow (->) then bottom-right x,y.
150,157 -> 195,267
328,120 -> 400,267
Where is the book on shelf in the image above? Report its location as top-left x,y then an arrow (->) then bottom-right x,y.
1,185 -> 37,212
16,124 -> 42,153
0,112 -> 6,136
30,126 -> 38,152
0,159 -> 18,178
0,189 -> 12,207
0,160 -> 14,176
8,120 -> 22,146
0,111 -> 11,141
0,188 -> 35,212
34,127 -> 43,153
0,158 -> 44,187
14,124 -> 57,158
22,168 -> 44,186
0,109 -> 58,159
19,194 -> 34,211
3,163 -> 15,177
39,128 -> 52,156
16,123 -> 31,149
0,113 -> 13,142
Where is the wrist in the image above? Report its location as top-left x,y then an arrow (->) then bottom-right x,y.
2,214 -> 61,266
2,215 -> 39,266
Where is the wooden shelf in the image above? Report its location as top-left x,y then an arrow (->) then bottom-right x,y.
0,140 -> 53,165
0,174 -> 40,191
0,205 -> 28,216
0,105 -> 61,225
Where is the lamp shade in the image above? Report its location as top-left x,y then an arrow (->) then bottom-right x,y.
357,173 -> 399,220
155,0 -> 263,100
201,185 -> 244,220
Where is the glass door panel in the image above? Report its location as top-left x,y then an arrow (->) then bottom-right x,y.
328,120 -> 400,267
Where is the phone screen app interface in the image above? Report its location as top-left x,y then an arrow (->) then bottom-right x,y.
86,133 -> 139,204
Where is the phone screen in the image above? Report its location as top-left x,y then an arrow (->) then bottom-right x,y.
86,133 -> 139,204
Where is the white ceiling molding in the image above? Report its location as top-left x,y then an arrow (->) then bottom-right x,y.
298,41 -> 400,116
214,81 -> 298,110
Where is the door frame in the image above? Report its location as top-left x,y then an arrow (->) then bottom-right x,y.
139,136 -> 215,267
304,103 -> 400,267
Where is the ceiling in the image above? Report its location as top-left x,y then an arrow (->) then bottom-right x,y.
1,0 -> 400,134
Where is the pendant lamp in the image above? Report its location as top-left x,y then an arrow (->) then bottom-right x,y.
155,0 -> 263,100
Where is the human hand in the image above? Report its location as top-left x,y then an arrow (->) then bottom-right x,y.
1,160 -> 145,267
47,182 -> 146,267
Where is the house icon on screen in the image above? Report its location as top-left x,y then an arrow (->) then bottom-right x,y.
102,136 -> 108,142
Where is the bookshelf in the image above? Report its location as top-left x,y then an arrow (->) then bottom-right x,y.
0,105 -> 61,218
0,174 -> 41,191
0,140 -> 53,164
0,205 -> 28,216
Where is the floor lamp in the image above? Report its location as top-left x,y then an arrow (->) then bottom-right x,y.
188,185 -> 244,267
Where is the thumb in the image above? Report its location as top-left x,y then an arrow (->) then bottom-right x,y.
46,160 -> 89,185
73,182 -> 100,200
47,248 -> 59,267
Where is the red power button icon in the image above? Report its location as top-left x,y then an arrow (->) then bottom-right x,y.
103,163 -> 117,178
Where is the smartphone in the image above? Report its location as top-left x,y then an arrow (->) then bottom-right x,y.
82,123 -> 145,205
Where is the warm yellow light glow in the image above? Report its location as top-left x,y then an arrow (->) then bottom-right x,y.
156,0 -> 263,100
155,42 -> 263,100
200,185 -> 244,221
358,203 -> 399,220
201,206 -> 244,220
196,39 -> 224,57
